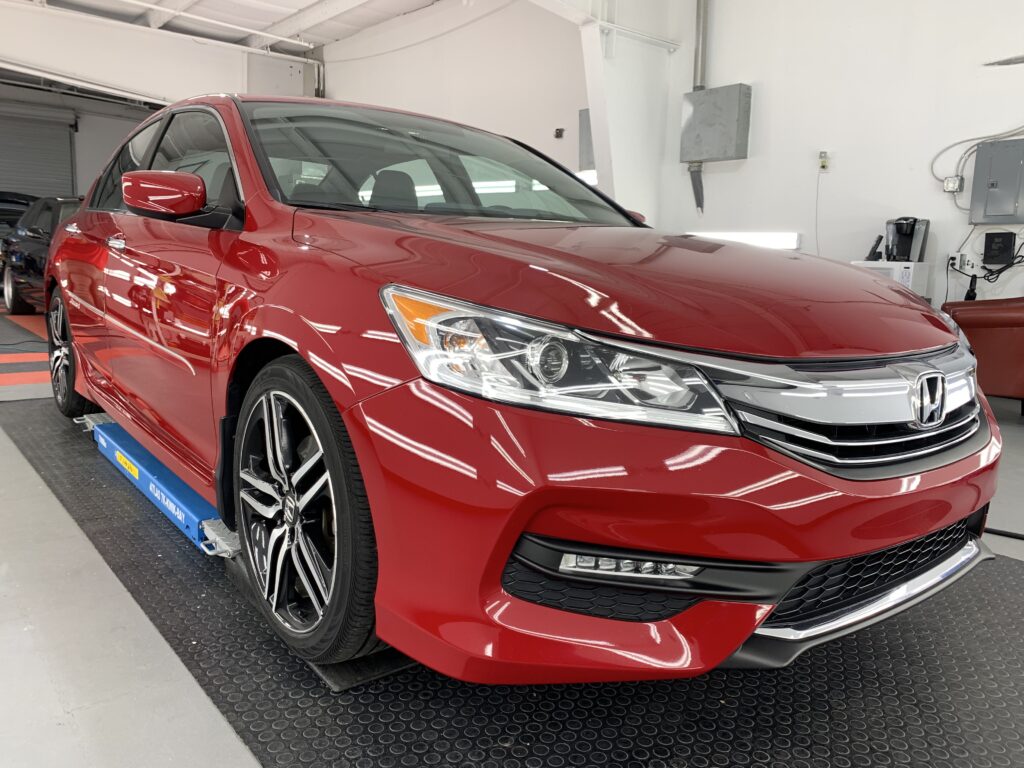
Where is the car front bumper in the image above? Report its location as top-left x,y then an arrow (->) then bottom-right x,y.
344,380 -> 1002,684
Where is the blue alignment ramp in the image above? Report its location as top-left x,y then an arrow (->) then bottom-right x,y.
94,422 -> 218,551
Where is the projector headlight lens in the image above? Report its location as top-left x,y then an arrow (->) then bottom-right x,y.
382,285 -> 736,433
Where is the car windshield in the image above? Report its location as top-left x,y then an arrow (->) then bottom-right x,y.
241,101 -> 631,226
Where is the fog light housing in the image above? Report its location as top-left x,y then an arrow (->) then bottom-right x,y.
559,553 -> 702,581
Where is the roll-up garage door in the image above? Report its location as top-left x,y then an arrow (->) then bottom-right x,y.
0,115 -> 75,197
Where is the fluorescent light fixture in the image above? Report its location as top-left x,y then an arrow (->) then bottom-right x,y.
688,231 -> 801,250
576,169 -> 599,186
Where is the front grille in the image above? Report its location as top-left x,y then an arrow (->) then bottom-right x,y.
501,559 -> 696,622
762,518 -> 972,628
735,399 -> 981,467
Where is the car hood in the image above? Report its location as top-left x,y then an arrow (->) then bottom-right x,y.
293,212 -> 955,360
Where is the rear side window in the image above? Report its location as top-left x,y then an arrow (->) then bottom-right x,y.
92,121 -> 162,211
150,111 -> 237,208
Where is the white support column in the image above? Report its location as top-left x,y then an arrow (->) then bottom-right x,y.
578,23 -> 678,219
580,21 -> 616,197
531,0 -> 683,221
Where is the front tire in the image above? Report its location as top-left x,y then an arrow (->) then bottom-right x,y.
47,291 -> 94,418
3,265 -> 34,315
235,355 -> 380,664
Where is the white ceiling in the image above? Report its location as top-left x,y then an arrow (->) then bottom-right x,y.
46,0 -> 438,52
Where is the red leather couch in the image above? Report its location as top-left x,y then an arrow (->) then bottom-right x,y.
943,297 -> 1024,412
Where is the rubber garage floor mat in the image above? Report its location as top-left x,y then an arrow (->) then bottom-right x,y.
3,398 -> 1024,768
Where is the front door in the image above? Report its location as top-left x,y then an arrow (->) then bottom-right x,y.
104,109 -> 241,477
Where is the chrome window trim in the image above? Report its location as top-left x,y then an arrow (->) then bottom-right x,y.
754,537 -> 990,641
84,104 -> 246,213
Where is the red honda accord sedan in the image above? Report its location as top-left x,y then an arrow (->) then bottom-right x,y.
46,95 -> 1000,684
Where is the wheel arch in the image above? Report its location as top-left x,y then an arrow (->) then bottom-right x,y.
45,275 -> 57,308
216,336 -> 297,529
213,294 -> 417,528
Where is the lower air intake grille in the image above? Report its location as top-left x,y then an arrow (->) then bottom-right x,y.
762,518 -> 972,629
501,559 -> 696,622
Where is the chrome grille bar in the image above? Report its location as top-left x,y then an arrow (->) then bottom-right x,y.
585,334 -> 984,471
753,416 -> 981,466
737,404 -> 982,448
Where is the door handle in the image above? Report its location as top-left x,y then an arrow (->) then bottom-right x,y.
106,237 -> 126,251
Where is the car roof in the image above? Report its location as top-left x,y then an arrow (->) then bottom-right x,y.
167,94 -> 492,137
0,191 -> 38,206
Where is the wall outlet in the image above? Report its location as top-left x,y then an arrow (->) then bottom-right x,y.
957,252 -> 979,271
943,175 -> 965,193
818,150 -> 831,172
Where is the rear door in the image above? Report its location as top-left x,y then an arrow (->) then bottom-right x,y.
105,108 -> 241,475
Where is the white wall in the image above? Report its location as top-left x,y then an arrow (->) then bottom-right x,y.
658,0 -> 1024,305
1,0 -> 312,104
321,0 -> 588,169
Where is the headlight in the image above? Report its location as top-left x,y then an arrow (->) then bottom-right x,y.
381,285 -> 737,434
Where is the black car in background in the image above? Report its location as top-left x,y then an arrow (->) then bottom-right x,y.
1,196 -> 81,314
0,191 -> 37,240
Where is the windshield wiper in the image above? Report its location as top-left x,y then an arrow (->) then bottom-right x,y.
412,206 -> 588,224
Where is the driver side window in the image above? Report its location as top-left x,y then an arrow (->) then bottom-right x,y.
150,111 -> 237,209
91,120 -> 162,211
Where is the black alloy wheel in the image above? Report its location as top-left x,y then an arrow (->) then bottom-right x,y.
47,291 -> 93,417
3,265 -> 33,315
235,355 -> 380,663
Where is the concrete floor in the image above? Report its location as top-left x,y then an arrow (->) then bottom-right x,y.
0,393 -> 1020,767
0,427 -> 259,768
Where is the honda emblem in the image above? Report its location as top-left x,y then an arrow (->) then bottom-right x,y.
914,371 -> 947,429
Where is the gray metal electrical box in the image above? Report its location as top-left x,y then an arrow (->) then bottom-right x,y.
680,83 -> 752,163
969,138 -> 1024,224
578,108 -> 594,171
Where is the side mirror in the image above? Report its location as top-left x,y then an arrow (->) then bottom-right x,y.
25,226 -> 47,239
122,170 -> 206,218
626,210 -> 647,224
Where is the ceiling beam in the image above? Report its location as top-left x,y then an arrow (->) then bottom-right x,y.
241,0 -> 374,48
137,0 -> 202,29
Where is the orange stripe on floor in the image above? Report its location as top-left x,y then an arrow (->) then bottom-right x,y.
0,353 -> 48,364
5,315 -> 47,339
0,371 -> 51,385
